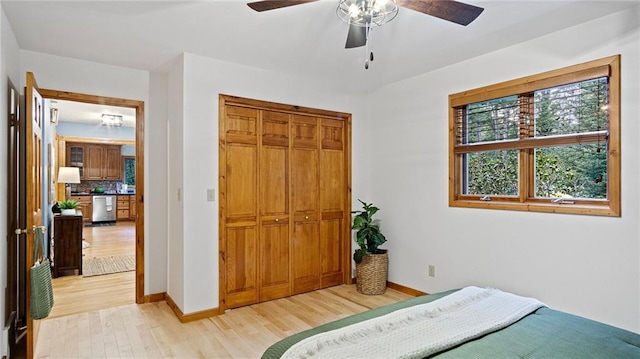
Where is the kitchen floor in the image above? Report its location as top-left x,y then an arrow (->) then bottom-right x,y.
48,221 -> 136,318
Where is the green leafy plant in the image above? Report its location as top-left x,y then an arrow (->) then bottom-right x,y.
58,199 -> 79,210
352,199 -> 387,264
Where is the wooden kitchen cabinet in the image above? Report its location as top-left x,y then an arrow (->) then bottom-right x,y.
129,195 -> 136,220
103,146 -> 122,179
68,195 -> 92,224
85,144 -> 122,180
117,195 -> 130,220
66,144 -> 86,179
53,213 -> 83,277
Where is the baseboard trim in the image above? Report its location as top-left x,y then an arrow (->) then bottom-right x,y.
350,278 -> 427,297
387,281 -> 428,297
143,292 -> 166,303
165,293 -> 220,323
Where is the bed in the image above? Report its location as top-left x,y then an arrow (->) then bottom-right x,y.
262,287 -> 640,359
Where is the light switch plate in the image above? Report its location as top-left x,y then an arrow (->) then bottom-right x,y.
207,189 -> 216,202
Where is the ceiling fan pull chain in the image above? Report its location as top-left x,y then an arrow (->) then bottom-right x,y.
365,25 -> 372,70
368,25 -> 374,62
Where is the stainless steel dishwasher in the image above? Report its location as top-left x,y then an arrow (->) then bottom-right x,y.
92,195 -> 116,222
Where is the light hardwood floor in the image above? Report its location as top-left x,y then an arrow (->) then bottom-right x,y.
41,222 -> 414,358
48,221 -> 136,319
36,284 -> 413,358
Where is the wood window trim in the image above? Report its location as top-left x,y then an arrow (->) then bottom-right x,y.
448,55 -> 621,217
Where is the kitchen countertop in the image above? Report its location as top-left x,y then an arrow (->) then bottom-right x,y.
70,192 -> 135,196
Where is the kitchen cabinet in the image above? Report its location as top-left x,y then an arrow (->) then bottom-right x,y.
85,144 -> 122,180
67,142 -> 121,180
220,98 -> 350,310
68,195 -> 92,224
66,144 -> 86,179
117,195 -> 130,220
52,213 -> 83,277
129,195 -> 136,220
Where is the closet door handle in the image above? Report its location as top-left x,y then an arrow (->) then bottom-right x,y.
305,216 -> 309,220
275,218 -> 279,222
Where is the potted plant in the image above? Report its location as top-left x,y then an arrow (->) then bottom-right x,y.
352,199 -> 388,295
58,199 -> 79,215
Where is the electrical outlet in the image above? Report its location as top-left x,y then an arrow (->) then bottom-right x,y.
428,265 -> 435,277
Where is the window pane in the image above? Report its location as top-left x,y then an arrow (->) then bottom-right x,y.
465,96 -> 519,144
124,158 -> 136,185
535,77 -> 608,137
535,144 -> 607,199
463,150 -> 519,196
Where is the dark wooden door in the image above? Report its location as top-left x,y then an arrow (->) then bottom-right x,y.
5,80 -> 27,358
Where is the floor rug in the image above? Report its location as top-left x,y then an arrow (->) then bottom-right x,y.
83,255 -> 135,277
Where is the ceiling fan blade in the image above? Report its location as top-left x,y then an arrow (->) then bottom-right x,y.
345,24 -> 367,49
247,0 -> 318,12
397,0 -> 484,26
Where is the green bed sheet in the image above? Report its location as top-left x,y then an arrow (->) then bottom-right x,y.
261,289 -> 640,359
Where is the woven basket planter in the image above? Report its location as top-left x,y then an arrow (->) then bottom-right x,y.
356,251 -> 388,295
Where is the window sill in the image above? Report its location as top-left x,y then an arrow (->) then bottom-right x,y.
450,199 -> 620,217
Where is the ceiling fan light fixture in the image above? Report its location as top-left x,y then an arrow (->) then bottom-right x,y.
337,0 -> 398,27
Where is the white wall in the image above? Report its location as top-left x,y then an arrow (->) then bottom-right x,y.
0,7 -> 21,352
147,71 -> 169,296
166,56 -> 185,309
366,7 -> 640,332
176,53 -> 366,314
18,51 -> 166,294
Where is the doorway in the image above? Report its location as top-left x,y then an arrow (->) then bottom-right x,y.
38,88 -> 145,310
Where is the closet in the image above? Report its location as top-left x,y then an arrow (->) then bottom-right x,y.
219,95 -> 351,310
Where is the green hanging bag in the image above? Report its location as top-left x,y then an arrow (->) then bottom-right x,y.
30,226 -> 55,320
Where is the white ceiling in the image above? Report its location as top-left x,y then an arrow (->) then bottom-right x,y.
49,99 -> 136,128
3,0 -> 639,96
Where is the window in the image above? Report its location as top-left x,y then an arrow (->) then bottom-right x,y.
449,55 -> 620,216
123,156 -> 136,186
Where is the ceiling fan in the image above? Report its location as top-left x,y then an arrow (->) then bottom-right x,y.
247,0 -> 484,69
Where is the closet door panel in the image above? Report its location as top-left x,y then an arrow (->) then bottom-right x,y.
226,145 -> 257,222
291,124 -> 320,294
225,106 -> 258,145
259,110 -> 290,301
260,147 -> 288,217
259,221 -> 290,301
292,114 -> 318,149
320,217 -> 343,287
262,111 -> 289,147
292,149 -> 318,214
225,226 -> 258,308
223,104 -> 259,309
292,221 -> 320,294
320,150 -> 344,212
319,118 -> 346,287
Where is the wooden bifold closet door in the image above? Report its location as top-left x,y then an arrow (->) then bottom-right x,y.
219,95 -> 351,310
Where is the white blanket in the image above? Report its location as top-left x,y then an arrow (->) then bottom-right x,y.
281,286 -> 545,359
